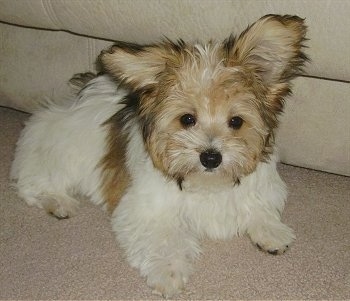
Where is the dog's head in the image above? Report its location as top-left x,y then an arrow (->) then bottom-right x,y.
100,15 -> 308,186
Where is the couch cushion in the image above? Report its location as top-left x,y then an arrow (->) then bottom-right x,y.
277,77 -> 350,176
0,0 -> 349,82
0,23 -> 111,112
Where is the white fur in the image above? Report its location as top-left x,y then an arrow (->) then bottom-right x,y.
11,75 -> 295,298
11,75 -> 126,215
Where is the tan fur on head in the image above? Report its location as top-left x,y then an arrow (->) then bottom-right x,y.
100,14 -> 308,184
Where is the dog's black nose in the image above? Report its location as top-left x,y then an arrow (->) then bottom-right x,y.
200,150 -> 222,169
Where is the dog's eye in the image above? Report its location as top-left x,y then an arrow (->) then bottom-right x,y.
180,114 -> 196,127
229,116 -> 244,129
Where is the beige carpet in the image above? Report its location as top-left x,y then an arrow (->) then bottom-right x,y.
0,107 -> 349,300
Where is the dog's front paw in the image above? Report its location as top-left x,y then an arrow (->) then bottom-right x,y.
146,262 -> 190,298
249,222 -> 295,255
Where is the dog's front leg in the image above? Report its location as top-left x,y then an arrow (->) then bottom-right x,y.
112,203 -> 201,298
241,159 -> 295,255
246,208 -> 295,255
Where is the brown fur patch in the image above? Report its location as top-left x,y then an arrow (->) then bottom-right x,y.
99,114 -> 131,212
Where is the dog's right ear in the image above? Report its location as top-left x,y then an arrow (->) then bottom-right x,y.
100,41 -> 184,90
224,15 -> 308,85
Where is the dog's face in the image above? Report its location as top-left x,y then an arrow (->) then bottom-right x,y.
101,15 -> 307,185
137,52 -> 273,184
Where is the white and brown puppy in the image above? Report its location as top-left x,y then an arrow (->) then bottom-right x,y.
11,15 -> 308,298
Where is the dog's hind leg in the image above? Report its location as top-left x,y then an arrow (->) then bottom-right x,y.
17,187 -> 80,219
37,193 -> 80,219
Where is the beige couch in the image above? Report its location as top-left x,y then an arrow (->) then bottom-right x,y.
1,0 -> 349,176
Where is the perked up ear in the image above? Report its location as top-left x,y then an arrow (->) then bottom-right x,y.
225,14 -> 308,85
99,42 -> 166,89
99,40 -> 185,90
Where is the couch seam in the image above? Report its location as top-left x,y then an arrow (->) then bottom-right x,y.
299,74 -> 350,84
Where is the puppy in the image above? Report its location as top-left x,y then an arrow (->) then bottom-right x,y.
11,15 -> 308,298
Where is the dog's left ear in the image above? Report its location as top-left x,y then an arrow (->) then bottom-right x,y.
99,41 -> 176,90
224,15 -> 308,85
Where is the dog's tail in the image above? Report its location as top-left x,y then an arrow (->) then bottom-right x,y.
31,72 -> 98,112
68,72 -> 97,92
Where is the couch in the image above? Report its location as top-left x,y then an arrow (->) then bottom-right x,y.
0,0 -> 349,299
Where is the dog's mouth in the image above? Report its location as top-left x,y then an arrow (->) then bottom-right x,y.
174,164 -> 241,192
